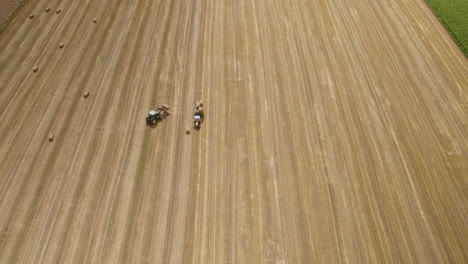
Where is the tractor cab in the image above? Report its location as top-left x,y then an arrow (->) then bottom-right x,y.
146,110 -> 161,125
194,113 -> 202,129
194,102 -> 204,129
146,105 -> 171,126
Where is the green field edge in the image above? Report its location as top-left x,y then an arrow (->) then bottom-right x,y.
1,1 -> 466,57
425,0 -> 467,57
0,0 -> 27,34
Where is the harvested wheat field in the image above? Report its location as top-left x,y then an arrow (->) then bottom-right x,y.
0,0 -> 467,263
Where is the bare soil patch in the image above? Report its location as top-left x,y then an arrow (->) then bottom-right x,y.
0,0 -> 21,23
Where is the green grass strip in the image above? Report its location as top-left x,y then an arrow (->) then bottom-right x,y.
425,0 -> 468,57
0,0 -> 26,34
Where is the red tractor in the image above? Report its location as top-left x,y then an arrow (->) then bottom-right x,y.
194,102 -> 204,129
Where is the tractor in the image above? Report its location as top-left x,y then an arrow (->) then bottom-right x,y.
146,104 -> 170,126
194,102 -> 204,129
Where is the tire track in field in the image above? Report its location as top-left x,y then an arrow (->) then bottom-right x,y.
138,7 -> 188,262
0,0 -> 99,224
99,3 -> 167,261
281,1 -> 331,260
158,0 -> 201,262
122,1 -> 187,262
237,2 -> 264,262
0,0 -> 43,46
223,2 -> 237,262
266,6 -> 316,262
195,1 -> 218,261
230,3 -> 249,262
0,0 -> 124,262
180,1 -> 209,262
232,2 -> 265,262
0,0 -> 107,258
55,1 -> 147,261
24,0 -> 135,261
288,1 -> 349,260
78,1 -> 155,262
0,0 -> 62,65
244,1 -> 286,262
117,0 -> 180,262
0,0 -> 73,112
0,0 -> 56,61
189,2 -> 214,262
0,0 -> 100,223
126,0 -> 183,258
36,1 -> 151,262
0,0 -> 81,129
0,0 -> 94,166
203,2 -> 226,261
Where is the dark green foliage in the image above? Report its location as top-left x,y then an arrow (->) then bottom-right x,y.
426,0 -> 468,57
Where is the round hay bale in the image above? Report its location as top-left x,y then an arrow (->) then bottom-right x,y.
29,14 -> 34,19
56,9 -> 61,14
93,18 -> 97,23
161,104 -> 170,109
83,91 -> 90,98
48,133 -> 54,142
33,66 -> 39,73
198,101 -> 203,106
45,8 -> 50,12
186,127 -> 190,134
59,43 -> 64,49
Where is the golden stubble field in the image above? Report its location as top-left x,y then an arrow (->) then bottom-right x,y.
0,0 -> 466,263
